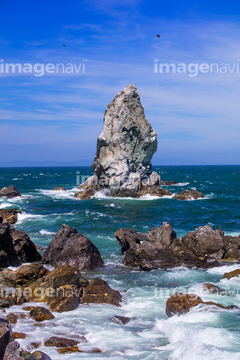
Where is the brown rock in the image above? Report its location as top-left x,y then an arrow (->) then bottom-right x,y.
221,269 -> 240,280
0,186 -> 21,199
47,285 -> 80,312
166,292 -> 239,317
42,224 -> 104,270
57,346 -> 81,354
140,186 -> 172,197
74,188 -> 97,200
53,187 -> 66,191
30,307 -> 55,322
81,278 -> 122,307
0,208 -> 22,224
12,332 -> 27,339
173,190 -> 204,200
166,292 -> 203,317
44,336 -> 79,347
6,313 -> 18,324
27,342 -> 40,350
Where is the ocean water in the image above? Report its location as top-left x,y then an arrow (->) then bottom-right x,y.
0,165 -> 240,359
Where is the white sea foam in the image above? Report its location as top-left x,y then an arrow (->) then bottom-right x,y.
155,311 -> 240,360
17,213 -> 46,223
39,229 -> 56,236
38,187 -> 78,200
94,190 -> 174,201
207,264 -> 240,275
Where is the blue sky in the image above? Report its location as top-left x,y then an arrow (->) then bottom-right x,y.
0,0 -> 239,165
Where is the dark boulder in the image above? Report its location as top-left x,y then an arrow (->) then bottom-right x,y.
173,190 -> 204,200
0,220 -> 20,269
115,228 -> 148,253
140,186 -> 172,197
0,186 -> 21,198
10,228 -> 42,263
146,222 -> 177,248
42,224 -> 104,270
53,187 -> 66,191
182,225 -> 226,259
160,180 -> 177,185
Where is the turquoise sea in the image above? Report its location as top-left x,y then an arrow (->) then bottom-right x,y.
0,165 -> 240,360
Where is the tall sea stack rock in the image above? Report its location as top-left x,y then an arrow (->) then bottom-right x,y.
75,84 -> 172,199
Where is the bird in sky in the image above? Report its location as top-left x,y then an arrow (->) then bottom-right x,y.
157,35 -> 160,38
62,44 -> 66,47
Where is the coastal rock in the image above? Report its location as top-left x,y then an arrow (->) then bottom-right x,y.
30,307 -> 55,322
44,337 -> 79,347
165,292 -> 239,317
223,235 -> 240,260
0,263 -> 49,287
42,224 -> 104,270
53,187 -> 66,191
115,223 -> 207,270
28,351 -> 52,360
0,186 -> 21,199
0,219 -> 21,269
221,269 -> 240,280
182,225 -> 226,259
75,85 -> 176,198
173,190 -> 204,200
166,292 -> 203,316
0,318 -> 11,360
91,84 -> 157,196
202,283 -> 226,295
160,180 -> 177,185
3,339 -> 24,360
57,347 -> 81,354
81,278 -> 122,307
10,228 -> 42,263
0,219 -> 41,269
0,209 -> 22,224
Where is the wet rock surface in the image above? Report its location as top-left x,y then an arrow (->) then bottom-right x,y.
42,224 -> 104,270
115,222 -> 240,270
166,292 -> 239,317
0,186 -> 21,199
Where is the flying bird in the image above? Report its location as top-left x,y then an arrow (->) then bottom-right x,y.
157,35 -> 160,38
62,44 -> 66,47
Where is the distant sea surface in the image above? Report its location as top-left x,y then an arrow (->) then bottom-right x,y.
0,165 -> 240,360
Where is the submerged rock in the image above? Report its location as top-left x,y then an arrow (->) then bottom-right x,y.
42,224 -> 104,270
173,190 -> 204,200
53,187 -> 66,191
0,186 -> 21,198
